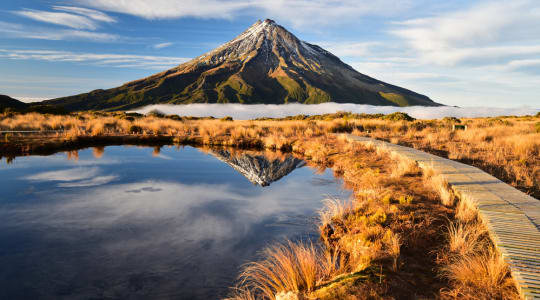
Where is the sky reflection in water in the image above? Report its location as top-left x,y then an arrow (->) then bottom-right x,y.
0,146 -> 349,299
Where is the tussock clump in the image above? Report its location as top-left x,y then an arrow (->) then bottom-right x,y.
235,241 -> 326,300
445,222 -> 487,257
425,171 -> 456,207
440,250 -> 518,300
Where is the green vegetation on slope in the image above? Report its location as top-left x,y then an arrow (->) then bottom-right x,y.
379,92 -> 410,107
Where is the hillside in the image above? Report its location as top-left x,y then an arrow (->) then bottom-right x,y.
0,95 -> 28,111
42,19 -> 441,111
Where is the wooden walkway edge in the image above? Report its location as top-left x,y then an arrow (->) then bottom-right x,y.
343,134 -> 540,300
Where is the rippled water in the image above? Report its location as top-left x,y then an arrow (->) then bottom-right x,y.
0,145 -> 349,299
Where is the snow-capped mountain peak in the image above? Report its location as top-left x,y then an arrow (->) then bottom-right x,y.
45,19 -> 441,110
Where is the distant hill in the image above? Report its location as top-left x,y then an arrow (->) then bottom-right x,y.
43,19 -> 442,111
0,95 -> 28,111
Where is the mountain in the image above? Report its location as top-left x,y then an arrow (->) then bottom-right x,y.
0,95 -> 28,111
210,149 -> 306,186
42,19 -> 441,111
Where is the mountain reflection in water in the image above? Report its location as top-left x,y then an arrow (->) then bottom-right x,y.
0,146 -> 349,299
209,149 -> 306,186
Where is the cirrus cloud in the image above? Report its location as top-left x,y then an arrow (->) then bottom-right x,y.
14,6 -> 116,30
0,49 -> 190,69
76,0 -> 415,26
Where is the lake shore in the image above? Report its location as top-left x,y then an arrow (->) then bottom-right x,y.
1,111 -> 537,299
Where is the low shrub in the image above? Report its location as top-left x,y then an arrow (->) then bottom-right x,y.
382,112 -> 415,122
443,117 -> 461,124
129,125 -> 143,134
166,114 -> 182,121
146,109 -> 165,118
329,121 -> 356,133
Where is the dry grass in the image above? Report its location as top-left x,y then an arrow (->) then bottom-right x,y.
357,116 -> 540,198
1,112 -> 539,200
0,111 -> 531,299
235,241 -> 327,300
230,137 -> 458,299
426,169 -> 520,299
425,171 -> 456,207
445,222 -> 487,257
440,250 -> 519,300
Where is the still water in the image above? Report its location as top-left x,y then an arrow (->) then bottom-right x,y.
0,145 -> 349,299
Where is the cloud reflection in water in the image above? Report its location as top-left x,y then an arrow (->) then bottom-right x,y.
0,146 -> 349,299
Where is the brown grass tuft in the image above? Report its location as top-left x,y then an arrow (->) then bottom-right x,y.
237,241 -> 326,300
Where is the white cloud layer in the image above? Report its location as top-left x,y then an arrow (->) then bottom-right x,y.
133,103 -> 539,120
0,49 -> 189,69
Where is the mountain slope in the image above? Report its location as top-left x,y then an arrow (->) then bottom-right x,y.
43,19 -> 441,111
0,95 -> 28,111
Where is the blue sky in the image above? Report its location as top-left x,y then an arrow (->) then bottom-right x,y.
1,0 -> 539,107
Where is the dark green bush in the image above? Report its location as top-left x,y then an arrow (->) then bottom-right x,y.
166,114 -> 182,121
129,125 -> 143,134
329,121 -> 358,133
443,116 -> 461,123
535,122 -> 540,133
146,109 -> 165,118
382,112 -> 415,121
220,116 -> 233,121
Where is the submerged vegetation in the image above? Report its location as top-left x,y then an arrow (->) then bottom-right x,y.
0,110 -> 537,299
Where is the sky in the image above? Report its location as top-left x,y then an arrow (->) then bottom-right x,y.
0,0 -> 539,108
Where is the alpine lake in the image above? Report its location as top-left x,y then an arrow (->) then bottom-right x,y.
0,145 -> 350,299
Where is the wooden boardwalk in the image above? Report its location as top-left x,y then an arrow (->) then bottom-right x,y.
343,135 -> 540,300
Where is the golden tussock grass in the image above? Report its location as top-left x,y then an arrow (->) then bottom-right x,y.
359,116 -> 540,198
440,250 -> 519,300
0,111 -> 531,299
235,241 -> 327,300
427,169 -> 520,299
231,136 -> 458,299
2,111 -> 538,200
444,221 -> 487,257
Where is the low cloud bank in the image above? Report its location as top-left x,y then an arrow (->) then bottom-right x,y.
133,103 -> 539,120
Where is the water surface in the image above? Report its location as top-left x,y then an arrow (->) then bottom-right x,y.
0,145 -> 349,299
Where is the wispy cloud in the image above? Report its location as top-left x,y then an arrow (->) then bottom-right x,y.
390,0 -> 540,66
153,42 -> 173,49
15,9 -> 99,30
0,20 -> 120,42
76,0 -> 414,26
0,49 -> 190,69
24,167 -> 118,187
14,6 -> 116,30
58,175 -> 118,187
53,6 -> 117,23
26,167 -> 100,181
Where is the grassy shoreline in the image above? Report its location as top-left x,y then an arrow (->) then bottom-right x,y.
1,111 -> 538,198
0,111 -> 535,299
